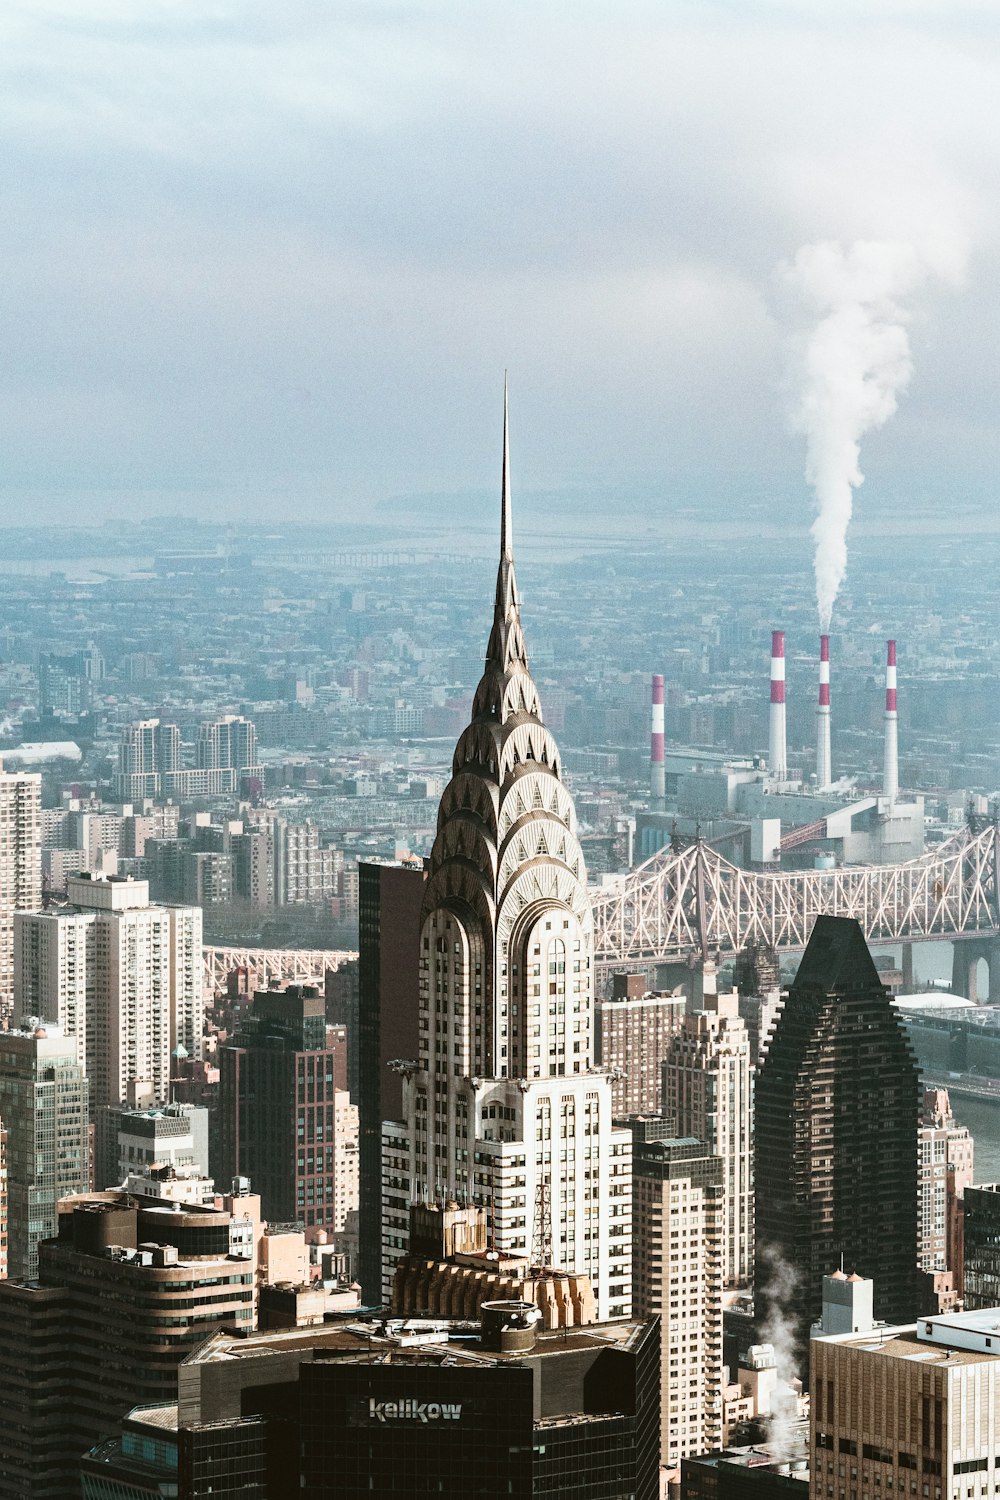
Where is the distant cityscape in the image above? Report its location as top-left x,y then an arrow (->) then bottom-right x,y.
0,483 -> 995,1498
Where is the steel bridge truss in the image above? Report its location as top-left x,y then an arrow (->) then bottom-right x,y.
203,946 -> 357,994
591,824 -> 1000,967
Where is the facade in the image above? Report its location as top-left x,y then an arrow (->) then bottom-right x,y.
595,973 -> 685,1116
196,714 -> 262,787
165,1310 -> 660,1499
357,858 -> 426,1304
0,1023 -> 89,1279
662,971 -> 753,1287
81,1408 -> 180,1500
918,1086 -> 974,1283
115,719 -> 181,801
114,1101 -> 211,1184
14,874 -> 203,1164
274,817 -> 339,903
0,767 -> 41,1019
810,1309 -> 1000,1500
0,1194 -> 256,1500
755,915 -> 920,1363
398,399 -> 632,1323
631,1122 -> 724,1477
961,1184 -> 1000,1310
219,984 -> 356,1236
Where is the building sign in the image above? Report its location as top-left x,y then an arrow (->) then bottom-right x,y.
368,1398 -> 462,1424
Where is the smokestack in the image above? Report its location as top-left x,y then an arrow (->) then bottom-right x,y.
883,639 -> 898,805
816,634 -> 831,788
650,674 -> 665,801
769,631 -> 787,782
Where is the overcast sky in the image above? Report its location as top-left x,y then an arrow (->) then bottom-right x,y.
2,1 -> 998,525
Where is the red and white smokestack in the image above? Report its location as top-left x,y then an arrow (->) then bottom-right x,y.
769,630 -> 787,782
816,634 -> 832,788
651,674 -> 665,801
883,639 -> 898,805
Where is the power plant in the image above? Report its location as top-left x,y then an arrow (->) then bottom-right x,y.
815,633 -> 831,790
644,628 -> 925,871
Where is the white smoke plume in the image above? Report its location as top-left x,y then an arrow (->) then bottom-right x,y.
755,1244 -> 805,1465
784,239 -> 931,631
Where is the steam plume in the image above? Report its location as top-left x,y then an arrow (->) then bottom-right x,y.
785,240 -> 928,631
755,1244 -> 804,1464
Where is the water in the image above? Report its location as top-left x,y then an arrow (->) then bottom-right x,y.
946,1095 -> 1000,1183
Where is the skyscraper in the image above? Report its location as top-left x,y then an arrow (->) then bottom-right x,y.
15,872 -> 203,1187
398,391 -> 632,1321
662,969 -> 753,1288
357,857 -> 425,1304
630,1121 -> 724,1478
595,973 -> 685,1117
918,1086 -> 973,1285
0,766 -> 41,1020
754,915 -> 920,1360
219,984 -> 356,1236
0,1194 -> 256,1498
0,1022 -> 89,1279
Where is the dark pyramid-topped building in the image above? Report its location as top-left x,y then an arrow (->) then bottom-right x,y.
754,914 -> 920,1363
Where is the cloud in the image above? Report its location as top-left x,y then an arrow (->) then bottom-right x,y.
0,2 -> 996,518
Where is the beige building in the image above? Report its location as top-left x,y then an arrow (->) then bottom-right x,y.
0,768 -> 40,1020
918,1086 -> 974,1285
662,970 -> 753,1287
811,1309 -> 1000,1500
630,1121 -> 723,1481
595,974 -> 685,1116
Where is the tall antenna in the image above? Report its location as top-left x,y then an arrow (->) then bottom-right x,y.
532,1178 -> 552,1267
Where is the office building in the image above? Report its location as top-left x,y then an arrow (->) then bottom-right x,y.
811,1308 -> 1000,1500
0,766 -> 41,1020
81,1408 -> 180,1500
219,984 -> 356,1236
0,1124 -> 7,1281
158,1308 -> 660,1499
631,1121 -> 724,1478
595,973 -> 685,1116
961,1184 -> 1000,1310
918,1086 -> 974,1285
398,397 -> 633,1322
755,915 -> 919,1363
357,857 -> 425,1304
113,1101 -> 210,1185
0,1193 -> 256,1500
0,1023 -> 89,1279
662,968 -> 753,1287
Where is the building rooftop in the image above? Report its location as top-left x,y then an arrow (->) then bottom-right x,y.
185,1315 -> 648,1368
819,1313 -> 1000,1365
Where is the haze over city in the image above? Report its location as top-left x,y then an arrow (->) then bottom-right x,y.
2,1 -> 999,532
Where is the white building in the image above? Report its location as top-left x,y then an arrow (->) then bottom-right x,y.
662,968 -> 753,1288
395,398 -> 632,1322
0,768 -> 41,1019
14,873 -> 203,1113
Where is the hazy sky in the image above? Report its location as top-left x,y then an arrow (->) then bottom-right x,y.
2,1 -> 998,524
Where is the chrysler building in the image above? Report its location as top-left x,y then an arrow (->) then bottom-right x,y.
399,389 -> 632,1321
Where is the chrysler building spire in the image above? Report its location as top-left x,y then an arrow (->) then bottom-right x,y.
394,387 -> 633,1322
